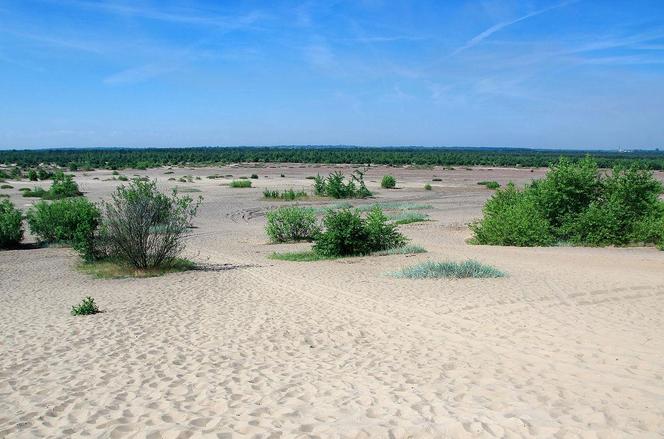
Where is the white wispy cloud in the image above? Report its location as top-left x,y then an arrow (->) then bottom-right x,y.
451,1 -> 577,56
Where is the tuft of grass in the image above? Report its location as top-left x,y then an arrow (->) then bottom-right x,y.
250,174 -> 259,179
0,194 -> 8,198
71,297 -> 100,316
78,258 -> 196,279
391,260 -> 505,279
269,251 -> 334,262
390,211 -> 429,225
432,178 -> 442,182
263,188 -> 308,201
207,174 -> 223,179
305,176 -> 316,179
230,180 -> 252,188
22,187 -> 48,198
372,245 -> 427,256
1,184 -> 13,189
357,202 -> 433,211
424,183 -> 432,190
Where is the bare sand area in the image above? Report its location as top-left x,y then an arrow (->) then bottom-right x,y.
1,164 -> 663,438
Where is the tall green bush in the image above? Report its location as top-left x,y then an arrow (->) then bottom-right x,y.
381,175 -> 396,189
27,198 -> 101,260
0,200 -> 23,248
313,171 -> 372,199
471,158 -> 664,248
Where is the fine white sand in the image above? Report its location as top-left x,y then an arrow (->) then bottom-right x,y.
1,165 -> 663,438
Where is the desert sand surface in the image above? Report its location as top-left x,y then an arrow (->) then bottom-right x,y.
1,164 -> 663,438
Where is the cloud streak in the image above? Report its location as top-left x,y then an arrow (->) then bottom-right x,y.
451,1 -> 577,56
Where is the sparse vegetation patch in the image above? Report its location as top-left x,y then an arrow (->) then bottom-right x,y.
392,260 -> 505,279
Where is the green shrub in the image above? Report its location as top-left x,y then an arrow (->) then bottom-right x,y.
25,172 -> 82,200
22,187 -> 48,198
0,200 -> 23,248
313,207 -> 406,257
313,171 -> 372,199
313,209 -> 370,257
250,174 -> 259,179
27,197 -> 101,260
392,260 -> 505,279
471,158 -> 664,248
629,204 -> 664,248
470,183 -> 554,246
265,206 -> 320,243
230,180 -> 252,188
28,169 -> 38,181
424,183 -> 432,190
381,175 -> 396,189
0,184 -> 13,189
478,181 -> 500,189
100,180 -> 201,269
263,188 -> 308,200
71,297 -> 100,316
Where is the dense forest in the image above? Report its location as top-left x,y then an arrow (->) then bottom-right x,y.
1,146 -> 663,170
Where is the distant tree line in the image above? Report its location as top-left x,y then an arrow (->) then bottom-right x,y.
1,146 -> 664,170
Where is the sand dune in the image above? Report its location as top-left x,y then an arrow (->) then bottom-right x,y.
1,165 -> 663,438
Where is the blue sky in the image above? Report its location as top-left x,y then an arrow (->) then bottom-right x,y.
1,0 -> 664,150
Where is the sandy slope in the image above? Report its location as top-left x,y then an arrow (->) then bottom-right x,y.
1,165 -> 663,438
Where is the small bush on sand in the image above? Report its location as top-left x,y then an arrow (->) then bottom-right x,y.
0,199 -> 23,248
230,180 -> 252,188
27,197 -> 101,260
392,260 -> 505,279
71,297 -> 100,315
381,175 -> 396,189
263,188 -> 308,201
22,172 -> 82,200
313,207 -> 406,257
1,184 -> 13,189
477,181 -> 500,189
250,174 -> 259,179
265,206 -> 320,243
424,183 -> 432,190
100,180 -> 201,269
313,170 -> 372,199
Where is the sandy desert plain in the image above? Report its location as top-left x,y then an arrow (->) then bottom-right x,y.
1,163 -> 663,439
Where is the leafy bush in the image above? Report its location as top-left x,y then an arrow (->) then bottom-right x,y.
230,180 -> 252,188
263,188 -> 308,200
313,171 -> 372,199
392,260 -> 505,279
471,158 -> 664,248
381,175 -> 396,189
71,297 -> 100,315
0,200 -> 23,248
265,206 -> 320,243
313,207 -> 406,257
478,180 -> 500,189
250,174 -> 259,179
28,169 -> 38,181
27,197 -> 101,260
470,183 -> 554,246
313,209 -> 370,257
22,172 -> 82,200
100,180 -> 201,269
424,183 -> 432,190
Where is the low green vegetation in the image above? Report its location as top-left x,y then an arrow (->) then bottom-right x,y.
424,183 -> 432,190
265,206 -> 320,243
392,260 -> 505,279
372,244 -> 427,255
71,297 -> 100,316
263,188 -> 308,200
230,180 -> 252,188
1,184 -> 13,189
390,211 -> 429,225
381,175 -> 396,189
0,199 -> 23,248
269,251 -> 330,262
313,170 -> 372,199
22,172 -> 82,200
471,157 -> 664,248
477,180 -> 500,189
250,174 -> 259,179
79,258 -> 196,279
